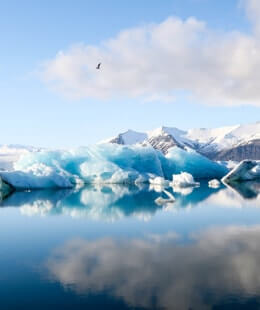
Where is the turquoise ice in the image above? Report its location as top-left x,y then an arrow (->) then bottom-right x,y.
0,144 -> 228,189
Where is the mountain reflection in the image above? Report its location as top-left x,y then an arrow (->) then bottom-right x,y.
46,225 -> 260,310
0,182 -> 221,220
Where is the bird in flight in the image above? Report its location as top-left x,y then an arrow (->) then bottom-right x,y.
96,62 -> 101,69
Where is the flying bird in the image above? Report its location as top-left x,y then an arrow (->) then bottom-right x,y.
96,62 -> 101,69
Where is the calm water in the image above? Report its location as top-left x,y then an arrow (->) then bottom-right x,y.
1,181 -> 260,309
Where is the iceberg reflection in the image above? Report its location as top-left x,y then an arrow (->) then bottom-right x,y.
0,183 -> 221,221
205,181 -> 260,208
46,225 -> 260,310
1,181 -> 260,220
225,181 -> 260,199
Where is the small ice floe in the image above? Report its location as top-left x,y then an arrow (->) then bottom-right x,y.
170,172 -> 200,188
149,177 -> 170,192
208,179 -> 221,188
155,189 -> 175,206
149,177 -> 170,187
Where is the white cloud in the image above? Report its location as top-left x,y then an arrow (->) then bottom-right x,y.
42,1 -> 260,106
241,0 -> 260,34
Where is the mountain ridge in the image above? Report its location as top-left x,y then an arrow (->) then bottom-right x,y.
103,122 -> 260,161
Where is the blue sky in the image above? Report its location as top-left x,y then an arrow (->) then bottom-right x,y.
1,0 -> 260,147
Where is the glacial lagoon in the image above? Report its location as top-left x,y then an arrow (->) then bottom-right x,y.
1,181 -> 260,309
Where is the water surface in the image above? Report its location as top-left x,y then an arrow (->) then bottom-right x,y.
1,181 -> 260,309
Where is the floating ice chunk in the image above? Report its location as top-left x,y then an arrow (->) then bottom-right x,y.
155,197 -> 173,206
164,189 -> 175,201
208,179 -> 221,188
222,160 -> 260,183
171,172 -> 200,188
149,177 -> 170,193
149,177 -> 169,187
155,189 -> 175,206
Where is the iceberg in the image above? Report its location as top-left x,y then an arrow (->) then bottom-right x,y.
222,160 -> 260,183
208,179 -> 221,188
0,144 -> 228,189
163,147 -> 228,179
171,172 -> 200,188
0,164 -> 73,189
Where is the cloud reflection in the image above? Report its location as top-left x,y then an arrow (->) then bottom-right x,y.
46,225 -> 260,309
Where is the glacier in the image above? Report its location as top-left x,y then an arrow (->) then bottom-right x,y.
0,144 -> 228,189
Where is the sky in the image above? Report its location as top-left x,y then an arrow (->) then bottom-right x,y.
1,0 -> 260,147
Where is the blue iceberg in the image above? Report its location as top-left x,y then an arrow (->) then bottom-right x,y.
0,144 -> 228,189
163,147 -> 228,179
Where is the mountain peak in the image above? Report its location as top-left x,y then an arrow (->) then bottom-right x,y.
102,121 -> 260,161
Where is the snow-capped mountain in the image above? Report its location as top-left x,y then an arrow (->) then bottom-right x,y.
142,127 -> 189,154
101,129 -> 147,145
103,122 -> 260,161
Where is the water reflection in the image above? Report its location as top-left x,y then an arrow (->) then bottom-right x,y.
1,182 -> 260,309
1,181 -> 260,220
205,181 -> 260,209
225,181 -> 260,199
46,225 -> 260,309
0,182 -> 223,220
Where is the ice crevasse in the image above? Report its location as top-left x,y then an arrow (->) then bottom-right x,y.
0,144 -> 228,189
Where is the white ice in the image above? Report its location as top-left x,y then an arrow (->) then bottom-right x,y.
222,160 -> 260,183
208,179 -> 221,188
149,177 -> 170,187
170,172 -> 200,188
